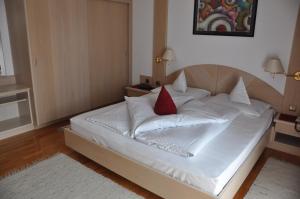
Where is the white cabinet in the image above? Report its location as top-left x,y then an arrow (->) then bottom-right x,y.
0,85 -> 34,140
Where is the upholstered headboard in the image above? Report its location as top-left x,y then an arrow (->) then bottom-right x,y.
166,65 -> 283,112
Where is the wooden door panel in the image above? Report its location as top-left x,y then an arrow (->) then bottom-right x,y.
110,2 -> 130,103
48,0 -> 90,118
26,0 -> 130,125
26,0 -> 91,125
25,0 -> 57,125
88,0 -> 130,108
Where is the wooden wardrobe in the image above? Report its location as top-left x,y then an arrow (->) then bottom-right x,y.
5,0 -> 131,126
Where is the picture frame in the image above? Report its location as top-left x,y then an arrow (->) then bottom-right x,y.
193,0 -> 258,37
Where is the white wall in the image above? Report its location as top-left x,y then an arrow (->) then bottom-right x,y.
132,0 -> 300,93
132,0 -> 154,84
0,0 -> 14,76
167,0 -> 300,94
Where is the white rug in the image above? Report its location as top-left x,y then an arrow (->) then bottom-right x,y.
0,154 -> 144,199
245,158 -> 300,199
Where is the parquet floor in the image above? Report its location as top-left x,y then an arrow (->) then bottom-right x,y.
1,122 -> 299,199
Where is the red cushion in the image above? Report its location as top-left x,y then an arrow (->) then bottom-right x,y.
154,86 -> 177,115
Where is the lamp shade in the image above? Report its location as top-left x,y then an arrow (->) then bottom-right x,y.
162,48 -> 175,62
264,58 -> 285,74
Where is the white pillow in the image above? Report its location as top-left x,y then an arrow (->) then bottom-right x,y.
172,71 -> 187,93
210,94 -> 271,117
125,94 -> 195,138
125,96 -> 156,138
230,77 -> 251,105
151,85 -> 210,100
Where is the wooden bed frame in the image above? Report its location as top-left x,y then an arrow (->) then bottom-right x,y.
64,65 -> 283,199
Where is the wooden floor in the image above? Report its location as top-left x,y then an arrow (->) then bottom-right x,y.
1,122 -> 300,199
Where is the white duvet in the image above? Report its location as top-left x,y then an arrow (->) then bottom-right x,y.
86,102 -> 130,136
135,122 -> 232,157
86,95 -> 240,157
133,100 -> 240,157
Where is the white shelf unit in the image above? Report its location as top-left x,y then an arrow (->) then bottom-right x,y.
0,85 -> 34,140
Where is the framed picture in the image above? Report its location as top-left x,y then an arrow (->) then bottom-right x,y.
193,0 -> 258,37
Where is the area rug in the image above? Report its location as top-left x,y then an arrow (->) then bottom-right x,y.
0,154 -> 144,199
245,158 -> 300,199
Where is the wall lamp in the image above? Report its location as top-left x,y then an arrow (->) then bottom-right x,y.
264,58 -> 300,81
154,48 -> 175,64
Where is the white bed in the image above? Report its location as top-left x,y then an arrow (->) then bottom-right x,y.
70,101 -> 273,197
65,65 -> 284,199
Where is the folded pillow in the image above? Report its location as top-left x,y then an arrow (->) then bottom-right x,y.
210,94 -> 271,117
125,92 -> 192,137
154,86 -> 177,115
172,71 -> 187,93
125,96 -> 156,138
230,77 -> 251,105
152,85 -> 210,100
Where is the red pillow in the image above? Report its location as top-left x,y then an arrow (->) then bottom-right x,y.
154,86 -> 177,115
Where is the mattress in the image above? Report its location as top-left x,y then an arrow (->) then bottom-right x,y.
70,102 -> 273,197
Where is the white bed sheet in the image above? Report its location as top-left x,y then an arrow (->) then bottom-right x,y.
70,102 -> 273,197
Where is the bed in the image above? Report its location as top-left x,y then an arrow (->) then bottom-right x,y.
65,65 -> 283,199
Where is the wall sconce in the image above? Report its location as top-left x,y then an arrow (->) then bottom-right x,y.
264,58 -> 300,81
154,48 -> 175,64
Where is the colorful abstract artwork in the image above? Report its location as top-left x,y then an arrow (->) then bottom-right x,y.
193,0 -> 258,37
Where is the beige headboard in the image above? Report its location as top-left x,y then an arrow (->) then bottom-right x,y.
166,64 -> 283,112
